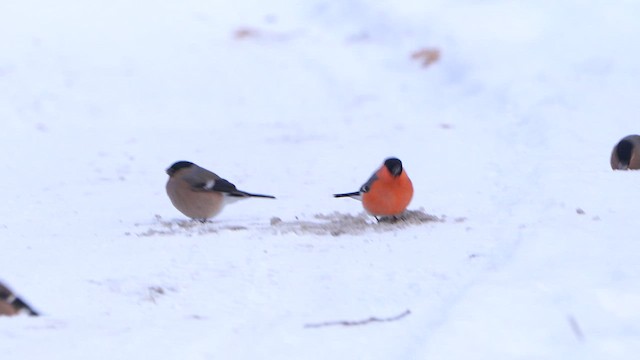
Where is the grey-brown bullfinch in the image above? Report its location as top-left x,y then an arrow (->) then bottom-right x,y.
166,161 -> 275,221
611,135 -> 640,170
0,281 -> 39,316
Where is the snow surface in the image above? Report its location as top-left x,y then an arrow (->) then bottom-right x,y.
2,0 -> 640,358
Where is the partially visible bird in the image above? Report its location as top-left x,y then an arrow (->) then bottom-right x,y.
611,135 -> 640,170
0,281 -> 39,316
334,157 -> 413,220
166,161 -> 275,221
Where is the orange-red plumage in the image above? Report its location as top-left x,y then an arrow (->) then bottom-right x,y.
334,157 -> 413,217
362,165 -> 413,216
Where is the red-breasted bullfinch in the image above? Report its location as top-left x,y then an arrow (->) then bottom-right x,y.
334,157 -> 413,219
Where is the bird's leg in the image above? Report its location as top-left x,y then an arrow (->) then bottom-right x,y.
377,215 -> 403,224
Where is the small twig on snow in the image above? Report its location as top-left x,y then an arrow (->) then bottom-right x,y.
567,315 -> 585,341
304,309 -> 411,329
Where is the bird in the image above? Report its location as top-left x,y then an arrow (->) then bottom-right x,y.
334,157 -> 413,220
611,135 -> 640,170
166,161 -> 275,221
0,281 -> 39,316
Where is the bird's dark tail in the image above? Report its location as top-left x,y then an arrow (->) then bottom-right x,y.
12,297 -> 39,316
333,192 -> 360,198
0,284 -> 39,316
232,191 -> 276,199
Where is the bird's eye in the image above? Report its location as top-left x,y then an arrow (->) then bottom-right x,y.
361,185 -> 370,192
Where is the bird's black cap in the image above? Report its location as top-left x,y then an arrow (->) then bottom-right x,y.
384,157 -> 403,177
166,161 -> 194,175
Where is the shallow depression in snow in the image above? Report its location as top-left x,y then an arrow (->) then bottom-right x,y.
269,209 -> 445,236
134,209 -> 445,237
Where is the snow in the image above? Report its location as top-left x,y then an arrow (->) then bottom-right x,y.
1,0 -> 640,358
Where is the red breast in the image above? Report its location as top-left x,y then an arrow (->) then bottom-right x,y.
362,166 -> 413,216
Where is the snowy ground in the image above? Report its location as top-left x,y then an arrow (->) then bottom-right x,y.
1,0 -> 640,358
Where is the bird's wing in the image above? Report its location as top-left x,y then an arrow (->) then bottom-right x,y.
182,171 -> 274,198
179,167 -> 231,192
185,175 -> 240,194
359,173 -> 378,193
